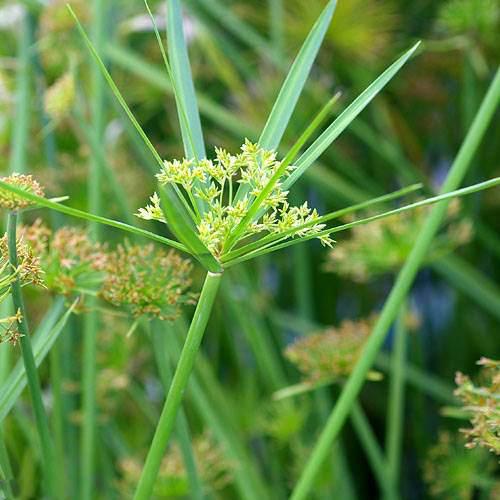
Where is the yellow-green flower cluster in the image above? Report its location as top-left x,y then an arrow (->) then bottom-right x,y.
325,200 -> 472,282
137,140 -> 332,257
0,174 -> 45,211
455,357 -> 500,456
99,243 -> 195,321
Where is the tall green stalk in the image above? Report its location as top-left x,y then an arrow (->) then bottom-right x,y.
291,67 -> 500,500
7,213 -> 57,498
80,1 -> 106,498
133,271 -> 223,500
151,322 -> 204,500
385,302 -> 407,497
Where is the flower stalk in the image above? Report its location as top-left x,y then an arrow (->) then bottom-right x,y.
6,212 -> 57,498
133,271 -> 223,500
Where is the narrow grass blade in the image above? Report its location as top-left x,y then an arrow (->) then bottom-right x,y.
0,180 -> 188,253
143,0 -> 208,215
350,403 -> 396,500
385,303 -> 407,494
67,5 -> 163,169
290,67 -> 500,500
0,297 -> 74,424
166,0 -> 206,160
259,1 -> 336,151
159,185 -> 222,272
284,42 -> 421,190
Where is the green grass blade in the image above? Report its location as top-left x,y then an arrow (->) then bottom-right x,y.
159,185 -> 222,272
0,180 -> 188,252
284,42 -> 421,190
166,0 -> 206,161
233,0 -> 336,203
0,298 -> 75,424
259,0 -> 336,151
385,303 -> 407,495
350,403 -> 396,500
67,5 -> 163,169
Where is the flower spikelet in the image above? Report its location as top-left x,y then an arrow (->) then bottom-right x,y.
0,174 -> 45,210
138,141 -> 333,257
99,243 -> 195,321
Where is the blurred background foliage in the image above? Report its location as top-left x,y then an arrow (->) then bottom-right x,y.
0,0 -> 499,498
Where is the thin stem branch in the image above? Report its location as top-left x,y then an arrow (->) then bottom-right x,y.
7,212 -> 57,498
133,271 -> 223,500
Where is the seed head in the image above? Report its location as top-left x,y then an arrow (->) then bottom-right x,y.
0,174 -> 45,210
455,357 -> 500,456
0,308 -> 23,346
99,243 -> 195,321
0,234 -> 45,288
19,220 -> 106,296
44,73 -> 75,120
285,316 -> 376,382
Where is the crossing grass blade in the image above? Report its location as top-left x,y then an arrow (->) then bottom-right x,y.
166,0 -> 207,161
283,42 -> 421,190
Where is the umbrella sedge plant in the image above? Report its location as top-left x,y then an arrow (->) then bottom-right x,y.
0,1 -> 499,497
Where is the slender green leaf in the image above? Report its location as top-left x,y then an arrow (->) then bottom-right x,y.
0,180 -> 188,253
284,42 -> 421,190
67,6 -> 163,169
0,298 -> 76,424
259,0 -> 337,151
166,0 -> 206,160
159,185 -> 222,272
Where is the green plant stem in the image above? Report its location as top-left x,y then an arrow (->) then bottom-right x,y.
291,67 -> 500,500
350,402 -> 396,500
80,2 -> 106,498
133,271 -> 223,500
7,212 -> 57,499
150,321 -> 204,500
385,303 -> 407,497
